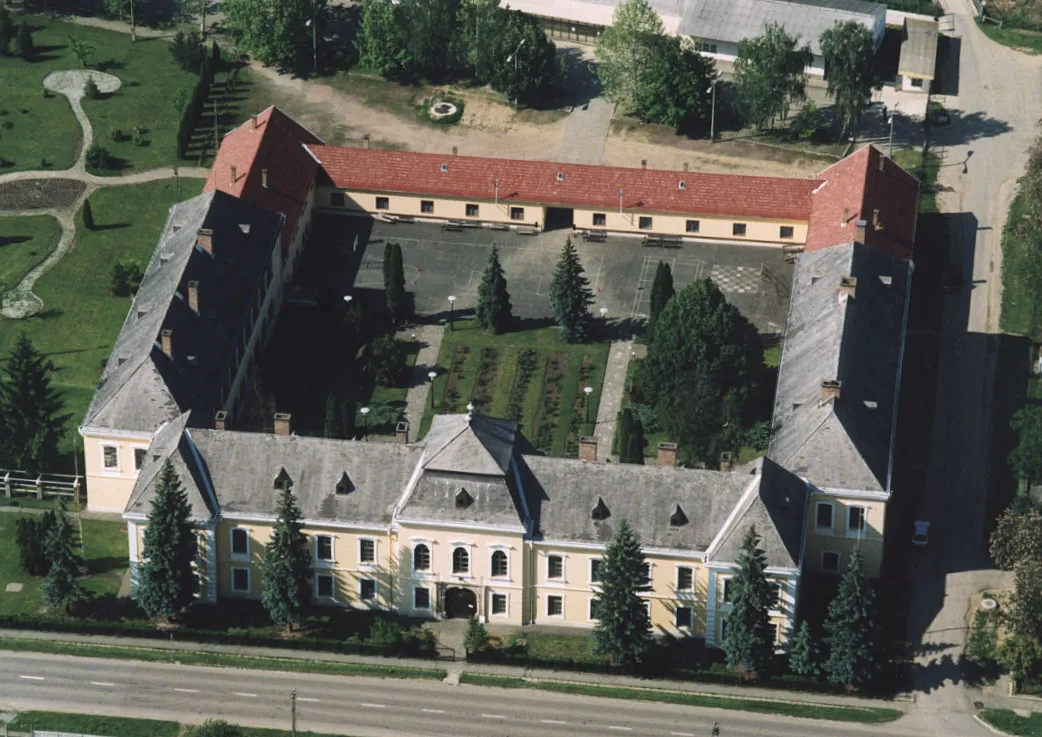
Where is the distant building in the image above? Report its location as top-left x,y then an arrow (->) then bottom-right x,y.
897,17 -> 939,93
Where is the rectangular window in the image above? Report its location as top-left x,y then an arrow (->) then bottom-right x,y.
421,200 -> 434,214
771,582 -> 783,610
231,528 -> 248,557
231,567 -> 249,593
815,502 -> 834,530
315,573 -> 334,599
642,562 -> 652,585
360,578 -> 376,601
772,622 -> 781,644
103,445 -> 118,469
677,566 -> 694,592
547,555 -> 563,580
134,448 -> 147,471
466,203 -> 479,217
375,196 -> 389,210
510,206 -> 525,220
911,77 -> 924,88
822,551 -> 840,572
414,586 -> 431,610
733,223 -> 747,236
722,578 -> 732,604
593,213 -> 606,227
676,606 -> 693,629
491,593 -> 507,615
780,225 -> 794,239
590,559 -> 602,583
848,506 -> 866,535
589,598 -> 599,620
359,539 -> 376,564
330,192 -> 345,207
686,219 -> 700,233
547,595 -> 563,617
639,216 -> 653,230
316,535 -> 333,562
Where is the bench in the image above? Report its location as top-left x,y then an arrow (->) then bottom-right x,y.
441,221 -> 464,231
386,215 -> 416,224
487,223 -> 510,231
581,230 -> 608,243
641,235 -> 682,248
517,226 -> 540,236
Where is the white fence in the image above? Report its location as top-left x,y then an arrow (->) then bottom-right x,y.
1,469 -> 82,502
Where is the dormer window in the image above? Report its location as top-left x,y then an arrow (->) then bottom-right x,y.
455,488 -> 473,508
335,471 -> 353,495
591,497 -> 610,521
274,467 -> 293,491
670,504 -> 688,527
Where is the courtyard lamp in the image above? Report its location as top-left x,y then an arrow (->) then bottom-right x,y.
428,370 -> 438,409
447,295 -> 457,331
707,73 -> 722,143
506,38 -> 526,107
887,102 -> 899,158
360,406 -> 370,440
584,386 -> 593,423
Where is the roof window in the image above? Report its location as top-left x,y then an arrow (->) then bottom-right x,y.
557,172 -> 564,182
274,467 -> 293,491
440,163 -> 448,172
670,504 -> 688,527
336,471 -> 353,495
456,488 -> 473,508
678,180 -> 686,190
591,497 -> 610,521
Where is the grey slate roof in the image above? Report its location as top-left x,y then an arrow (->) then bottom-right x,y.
399,472 -> 528,531
419,414 -> 516,475
767,243 -> 911,493
81,190 -> 283,435
898,17 -> 938,78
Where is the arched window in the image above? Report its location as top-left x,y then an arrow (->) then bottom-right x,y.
491,550 -> 508,578
452,547 -> 470,574
413,544 -> 431,572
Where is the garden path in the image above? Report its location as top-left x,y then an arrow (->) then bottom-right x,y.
592,339 -> 635,461
401,325 -> 446,440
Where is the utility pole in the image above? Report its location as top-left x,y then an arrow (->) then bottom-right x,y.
200,0 -> 205,37
130,0 -> 136,42
291,688 -> 297,737
707,75 -> 720,143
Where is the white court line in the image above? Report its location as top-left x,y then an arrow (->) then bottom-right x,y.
233,692 -> 258,698
359,703 -> 386,709
91,682 -> 116,687
174,688 -> 199,693
19,675 -> 44,681
297,697 -> 320,703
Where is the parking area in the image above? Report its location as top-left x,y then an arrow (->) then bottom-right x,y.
309,214 -> 793,334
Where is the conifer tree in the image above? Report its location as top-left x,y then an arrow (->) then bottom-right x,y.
616,407 -> 633,457
41,500 -> 84,614
625,416 -> 645,465
0,8 -> 12,56
15,22 -> 33,60
0,333 -> 70,473
823,549 -> 881,687
324,394 -> 343,439
82,198 -> 95,230
592,519 -> 651,667
137,460 -> 198,620
648,261 -> 674,338
383,242 -> 407,323
548,238 -> 594,343
261,486 -> 312,631
721,525 -> 775,676
475,245 -> 512,333
788,620 -> 820,677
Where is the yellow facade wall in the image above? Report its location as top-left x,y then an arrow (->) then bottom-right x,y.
82,431 -> 151,513
573,208 -> 809,244
320,188 -> 545,229
802,492 -> 886,577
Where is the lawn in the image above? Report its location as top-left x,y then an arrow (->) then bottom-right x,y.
892,148 -> 942,214
8,712 -> 359,737
978,18 -> 1042,54
0,178 -> 204,470
0,513 -> 127,617
980,709 -> 1042,736
417,320 -> 610,457
0,214 -> 62,290
0,14 -> 202,175
999,191 -> 1037,338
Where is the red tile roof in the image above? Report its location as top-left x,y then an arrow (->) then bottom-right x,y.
307,145 -> 818,221
805,145 -> 920,259
204,106 -> 324,252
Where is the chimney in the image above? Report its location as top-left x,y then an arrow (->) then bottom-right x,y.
878,153 -> 885,172
683,162 -> 689,172
841,206 -> 849,226
872,208 -> 882,231
820,379 -> 842,405
262,168 -> 269,189
840,275 -> 857,299
363,134 -> 371,149
719,451 -> 732,472
274,412 -> 292,437
160,329 -> 173,359
395,421 -> 409,445
215,410 -> 227,431
452,146 -> 458,156
250,115 -> 256,131
854,219 -> 867,245
187,280 -> 200,315
231,165 -> 237,184
657,442 -> 677,468
641,159 -> 647,169
196,228 -> 214,256
579,436 -> 598,462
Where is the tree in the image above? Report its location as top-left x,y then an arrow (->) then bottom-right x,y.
137,460 -> 198,620
188,720 -> 246,737
720,526 -> 775,676
548,238 -> 594,343
1005,561 -> 1042,639
401,0 -> 461,80
370,335 -> 407,385
458,0 -> 501,82
990,507 -> 1042,571
0,8 -> 13,56
0,333 -> 70,473
595,0 -> 665,113
83,77 -> 102,100
85,143 -> 110,170
15,23 -> 33,60
324,394 -> 343,439
261,486 -> 312,631
68,37 -> 95,68
111,259 -> 144,297
619,411 -> 645,464
592,519 -> 652,667
647,261 -> 674,337
823,550 -> 881,688
633,36 -> 715,135
1010,406 -> 1042,486
733,24 -> 812,130
357,0 -> 411,78
998,632 -> 1042,684
636,279 -> 763,464
616,407 -> 633,459
170,29 -> 206,72
791,101 -> 823,140
788,620 -> 820,677
222,0 -> 311,71
82,198 -> 95,231
463,617 -> 489,656
211,40 -> 222,71
41,501 -> 84,614
820,21 -> 878,139
383,242 -> 407,323
488,10 -> 557,107
475,245 -> 512,333
16,510 -> 57,576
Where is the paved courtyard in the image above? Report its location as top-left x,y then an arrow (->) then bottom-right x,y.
314,215 -> 793,334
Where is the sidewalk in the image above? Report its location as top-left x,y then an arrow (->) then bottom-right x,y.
400,324 -> 446,437
592,339 -> 635,460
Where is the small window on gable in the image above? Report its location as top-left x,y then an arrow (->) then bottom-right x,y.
670,504 -> 688,527
335,472 -> 353,495
591,497 -> 610,521
134,448 -> 147,471
274,467 -> 293,491
455,488 -> 473,508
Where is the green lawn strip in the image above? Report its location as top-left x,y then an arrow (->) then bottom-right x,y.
489,345 -> 519,417
0,214 -> 62,289
459,674 -> 901,723
999,191 -> 1037,337
979,709 -> 1042,736
977,19 -> 1042,54
519,353 -> 548,440
892,148 -> 941,214
10,711 -> 180,737
0,637 -> 446,679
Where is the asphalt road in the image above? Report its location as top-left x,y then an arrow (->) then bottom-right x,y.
0,651 -> 917,737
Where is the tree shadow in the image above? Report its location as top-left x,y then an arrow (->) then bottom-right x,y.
929,110 -> 1013,147
91,223 -> 131,231
0,236 -> 33,247
554,47 -> 602,109
95,59 -> 125,72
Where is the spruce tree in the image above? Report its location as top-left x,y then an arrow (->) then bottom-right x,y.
625,416 -> 645,465
41,501 -> 84,614
592,519 -> 651,667
788,620 -> 820,677
82,198 -> 94,230
137,460 -> 198,620
383,242 -> 406,323
15,22 -> 33,60
548,238 -> 594,343
475,245 -> 512,334
720,525 -> 775,676
0,8 -> 12,56
324,394 -> 343,439
341,399 -> 357,440
823,549 -> 881,688
261,486 -> 312,631
615,407 -> 633,457
0,333 -> 70,473
648,261 -> 674,338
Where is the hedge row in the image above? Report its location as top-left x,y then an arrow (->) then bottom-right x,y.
176,56 -> 214,160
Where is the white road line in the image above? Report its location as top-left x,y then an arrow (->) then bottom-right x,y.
672,732 -> 695,736
608,727 -> 633,732
173,688 -> 199,693
19,676 -> 44,681
233,693 -> 258,698
541,719 -> 568,725
359,703 -> 386,709
91,682 -> 116,687
481,714 -> 507,719
297,697 -> 320,703
421,709 -> 446,714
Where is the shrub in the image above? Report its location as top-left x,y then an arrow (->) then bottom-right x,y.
85,143 -> 110,170
133,126 -> 146,146
170,30 -> 205,73
464,618 -> 490,655
791,101 -> 823,140
111,259 -> 144,296
110,128 -> 125,143
368,618 -> 407,648
83,77 -> 102,100
370,335 -> 408,386
82,198 -> 95,230
188,721 -> 245,737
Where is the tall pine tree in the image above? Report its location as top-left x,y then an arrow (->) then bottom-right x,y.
41,500 -> 84,614
616,407 -> 633,457
82,198 -> 95,230
0,333 -> 70,473
261,485 -> 312,631
592,519 -> 651,667
475,245 -> 513,333
548,238 -> 594,343
720,525 -> 775,676
619,411 -> 645,464
788,620 -> 820,677
383,242 -> 407,323
324,395 -> 343,439
137,460 -> 198,620
648,261 -> 674,338
823,549 -> 881,688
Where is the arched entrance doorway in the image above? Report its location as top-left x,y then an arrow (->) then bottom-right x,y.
444,587 -> 477,619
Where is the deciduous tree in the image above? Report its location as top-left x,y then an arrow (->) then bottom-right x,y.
548,238 -> 594,343
823,550 -> 881,688
633,36 -> 715,135
734,24 -> 811,129
222,0 -> 312,71
488,10 -> 557,107
42,501 -> 84,614
0,333 -> 70,473
592,520 -> 651,667
261,486 -> 312,631
595,0 -> 665,113
1010,406 -> 1042,486
721,526 -> 775,676
357,0 -> 411,77
820,20 -> 878,139
1005,561 -> 1042,639
464,617 -> 490,655
137,460 -> 198,620
475,245 -> 512,333
401,0 -> 461,80
68,37 -> 95,68
990,507 -> 1042,571
647,260 -> 674,337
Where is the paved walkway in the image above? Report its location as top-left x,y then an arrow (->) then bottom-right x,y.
592,339 -> 635,460
557,97 -> 615,165
401,325 -> 446,438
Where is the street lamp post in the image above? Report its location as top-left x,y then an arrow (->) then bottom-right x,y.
447,295 -> 457,331
887,103 -> 898,158
506,38 -> 526,108
583,386 -> 593,424
305,3 -> 318,76
360,406 -> 370,440
428,370 -> 438,410
707,75 -> 721,143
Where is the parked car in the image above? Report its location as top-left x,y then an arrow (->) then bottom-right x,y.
913,520 -> 930,547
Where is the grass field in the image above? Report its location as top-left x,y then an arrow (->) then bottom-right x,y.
892,148 -> 942,214
980,709 -> 1042,736
0,14 -> 202,175
8,711 -> 355,737
978,18 -> 1042,54
0,214 -> 62,290
999,191 -> 1037,338
0,178 -> 204,469
418,320 -> 609,456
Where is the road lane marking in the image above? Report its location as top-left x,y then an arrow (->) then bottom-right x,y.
297,697 -> 320,703
608,727 -> 633,732
174,688 -> 199,693
19,676 -> 44,681
233,693 -> 258,698
359,703 -> 386,709
672,733 -> 695,736
541,719 -> 568,725
481,714 -> 507,719
421,709 -> 445,714
91,682 -> 116,687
